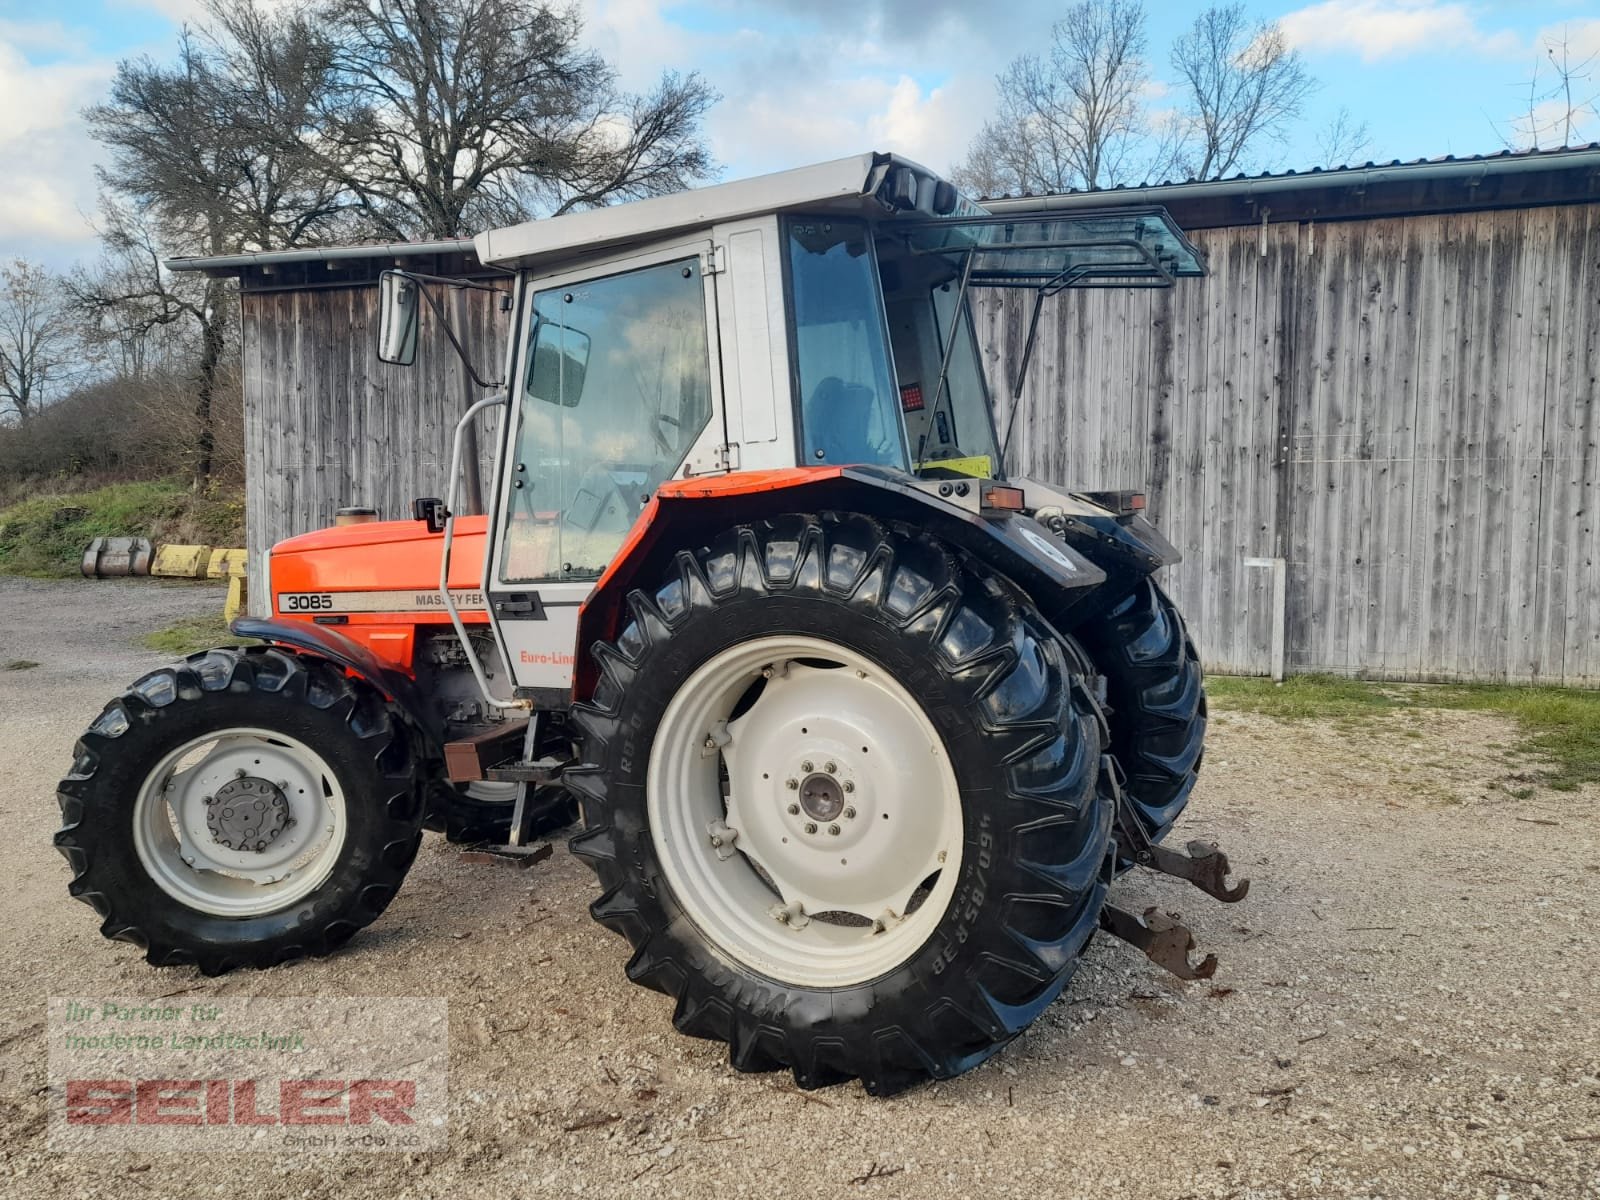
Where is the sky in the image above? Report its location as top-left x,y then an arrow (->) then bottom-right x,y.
1,0 -> 1597,270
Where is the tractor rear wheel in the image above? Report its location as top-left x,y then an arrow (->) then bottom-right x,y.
568,515 -> 1112,1094
1077,579 -> 1206,844
54,647 -> 425,974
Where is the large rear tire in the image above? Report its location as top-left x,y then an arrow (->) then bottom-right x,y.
1076,579 -> 1206,843
55,647 -> 426,975
568,514 -> 1112,1094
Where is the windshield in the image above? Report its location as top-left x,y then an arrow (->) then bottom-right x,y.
784,218 -> 908,469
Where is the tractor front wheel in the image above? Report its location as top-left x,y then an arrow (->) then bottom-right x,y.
55,647 -> 425,974
568,515 -> 1112,1094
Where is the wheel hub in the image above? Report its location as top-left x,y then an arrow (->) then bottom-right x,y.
797,772 -> 845,823
204,777 -> 292,853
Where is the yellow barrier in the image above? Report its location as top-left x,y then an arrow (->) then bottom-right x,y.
150,544 -> 212,579
205,548 -> 249,580
223,573 -> 248,623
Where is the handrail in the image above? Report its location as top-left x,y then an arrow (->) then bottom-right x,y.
441,391 -> 522,712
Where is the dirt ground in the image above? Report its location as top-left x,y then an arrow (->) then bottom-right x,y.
0,575 -> 1596,1199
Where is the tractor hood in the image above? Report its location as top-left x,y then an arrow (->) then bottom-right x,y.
270,515 -> 489,599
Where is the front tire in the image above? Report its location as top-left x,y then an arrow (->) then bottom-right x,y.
568,515 -> 1112,1094
55,647 -> 426,975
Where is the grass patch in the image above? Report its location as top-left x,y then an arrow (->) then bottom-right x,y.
1204,673 -> 1404,721
0,479 -> 244,578
1207,672 -> 1600,793
1428,684 -> 1600,793
141,613 -> 252,656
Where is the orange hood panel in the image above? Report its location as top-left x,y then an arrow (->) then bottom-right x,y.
271,516 -> 490,596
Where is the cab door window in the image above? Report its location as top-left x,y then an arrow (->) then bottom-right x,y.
501,255 -> 713,584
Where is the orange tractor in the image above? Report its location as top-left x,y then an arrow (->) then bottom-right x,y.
57,153 -> 1242,1093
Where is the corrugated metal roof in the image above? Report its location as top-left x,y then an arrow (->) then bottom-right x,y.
167,238 -> 478,274
979,142 -> 1600,203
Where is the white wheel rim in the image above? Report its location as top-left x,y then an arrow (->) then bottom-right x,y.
463,780 -> 520,803
648,636 -> 963,988
131,727 -> 349,917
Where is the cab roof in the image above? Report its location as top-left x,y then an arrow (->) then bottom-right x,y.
473,152 -> 983,275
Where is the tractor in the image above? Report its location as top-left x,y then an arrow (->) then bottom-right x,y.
57,152 -> 1243,1094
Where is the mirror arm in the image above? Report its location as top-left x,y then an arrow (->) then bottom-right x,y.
394,270 -> 504,390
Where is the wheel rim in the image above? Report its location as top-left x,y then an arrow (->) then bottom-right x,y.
648,636 -> 963,988
131,727 -> 349,917
463,780 -> 520,804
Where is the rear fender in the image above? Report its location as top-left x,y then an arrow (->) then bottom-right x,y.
573,466 -> 1107,701
230,616 -> 440,750
1014,475 -> 1181,615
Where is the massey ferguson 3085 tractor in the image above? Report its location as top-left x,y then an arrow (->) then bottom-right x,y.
57,152 -> 1246,1093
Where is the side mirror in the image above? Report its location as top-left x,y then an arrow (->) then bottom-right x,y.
526,323 -> 592,408
377,270 -> 420,366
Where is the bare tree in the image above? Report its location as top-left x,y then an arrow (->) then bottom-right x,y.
306,0 -> 718,237
1170,4 -> 1315,180
1317,105 -> 1372,167
1505,29 -> 1598,150
0,260 -> 83,426
72,205 -> 234,486
87,16 -> 351,257
954,0 -> 1151,195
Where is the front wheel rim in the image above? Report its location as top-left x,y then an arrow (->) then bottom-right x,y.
648,635 -> 964,988
131,727 -> 349,917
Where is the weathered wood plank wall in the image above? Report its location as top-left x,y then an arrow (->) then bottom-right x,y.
241,282 -> 510,606
977,202 -> 1600,684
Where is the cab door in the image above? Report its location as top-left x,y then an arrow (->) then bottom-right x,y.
486,240 -> 728,703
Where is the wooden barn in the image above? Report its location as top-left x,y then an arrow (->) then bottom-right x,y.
172,144 -> 1600,684
980,145 -> 1600,684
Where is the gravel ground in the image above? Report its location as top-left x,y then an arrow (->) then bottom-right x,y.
0,575 -> 1596,1199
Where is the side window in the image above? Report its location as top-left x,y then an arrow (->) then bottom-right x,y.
785,219 -> 907,469
501,255 -> 714,584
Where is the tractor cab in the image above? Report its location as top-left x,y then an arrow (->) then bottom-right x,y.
430,152 -> 1204,698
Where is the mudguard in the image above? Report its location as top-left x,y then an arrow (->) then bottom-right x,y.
230,616 -> 440,748
573,465 -> 1108,701
1014,475 -> 1182,622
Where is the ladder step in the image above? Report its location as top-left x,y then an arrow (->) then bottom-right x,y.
485,756 -> 567,784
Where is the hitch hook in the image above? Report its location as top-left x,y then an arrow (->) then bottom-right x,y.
1099,903 -> 1218,981
1136,840 -> 1250,904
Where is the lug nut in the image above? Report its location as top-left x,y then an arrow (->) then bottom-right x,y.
787,803 -> 800,815
843,807 -> 856,819
786,778 -> 799,790
828,824 -> 840,836
843,781 -> 855,793
824,761 -> 837,774
804,822 -> 817,835
801,761 -> 814,773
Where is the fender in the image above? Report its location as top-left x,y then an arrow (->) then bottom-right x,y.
1012,475 -> 1182,621
230,616 -> 440,749
573,465 -> 1109,701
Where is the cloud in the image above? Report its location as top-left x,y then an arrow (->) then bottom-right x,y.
1279,1 -> 1522,62
578,0 -> 1022,186
0,27 -> 114,268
